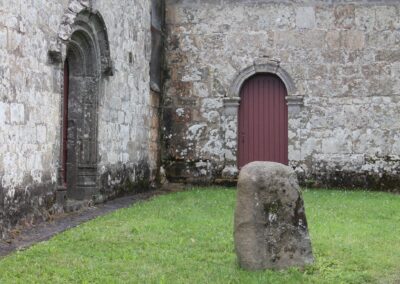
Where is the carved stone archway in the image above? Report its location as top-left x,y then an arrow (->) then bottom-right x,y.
56,9 -> 113,200
222,59 -> 303,178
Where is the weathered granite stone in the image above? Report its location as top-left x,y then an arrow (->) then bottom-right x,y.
234,161 -> 313,270
163,1 -> 400,191
0,0 -> 162,239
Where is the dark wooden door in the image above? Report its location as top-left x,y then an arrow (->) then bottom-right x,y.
62,60 -> 69,186
238,74 -> 288,168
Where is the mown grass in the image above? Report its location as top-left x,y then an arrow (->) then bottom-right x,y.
0,188 -> 399,283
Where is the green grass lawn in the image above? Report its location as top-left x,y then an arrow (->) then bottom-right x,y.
0,188 -> 399,283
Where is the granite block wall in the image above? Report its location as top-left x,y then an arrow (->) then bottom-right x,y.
163,0 -> 400,190
0,0 -> 159,239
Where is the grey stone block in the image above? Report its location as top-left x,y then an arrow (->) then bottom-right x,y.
234,161 -> 314,270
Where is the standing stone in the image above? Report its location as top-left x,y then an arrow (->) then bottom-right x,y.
234,161 -> 314,270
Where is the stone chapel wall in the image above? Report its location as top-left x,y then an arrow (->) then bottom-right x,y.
0,0 -> 157,238
163,0 -> 400,190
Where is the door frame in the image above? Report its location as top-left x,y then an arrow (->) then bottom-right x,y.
58,9 -> 113,200
221,60 -> 303,178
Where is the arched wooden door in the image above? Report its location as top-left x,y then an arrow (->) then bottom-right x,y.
238,74 -> 288,168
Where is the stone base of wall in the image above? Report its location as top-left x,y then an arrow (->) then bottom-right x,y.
164,158 -> 400,193
0,162 -> 154,240
296,166 -> 400,193
164,159 -> 223,185
299,171 -> 400,193
98,161 -> 153,202
0,181 -> 56,240
293,155 -> 400,193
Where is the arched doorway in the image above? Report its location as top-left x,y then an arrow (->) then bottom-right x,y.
238,74 -> 288,168
60,11 -> 111,200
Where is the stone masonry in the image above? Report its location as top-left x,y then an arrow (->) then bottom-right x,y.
0,0 -> 161,239
163,0 -> 400,190
2,0 -> 400,241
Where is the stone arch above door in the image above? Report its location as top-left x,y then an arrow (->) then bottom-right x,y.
48,4 -> 113,76
60,8 -> 113,75
221,60 -> 302,179
228,60 -> 296,99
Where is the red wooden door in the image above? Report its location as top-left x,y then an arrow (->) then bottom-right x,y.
238,74 -> 288,168
62,60 -> 69,186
